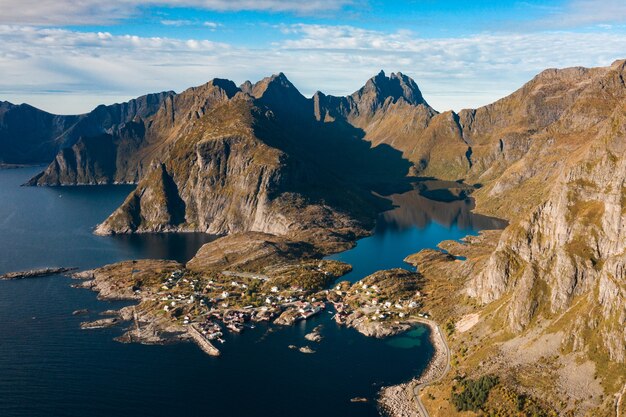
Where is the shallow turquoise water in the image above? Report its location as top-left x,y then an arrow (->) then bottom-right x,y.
387,327 -> 429,349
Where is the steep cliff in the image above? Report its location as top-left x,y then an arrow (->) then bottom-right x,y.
468,61 -> 626,362
94,93 -> 396,253
400,61 -> 626,417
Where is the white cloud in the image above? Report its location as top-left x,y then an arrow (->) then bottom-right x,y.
0,0 -> 357,25
0,24 -> 624,114
160,19 -> 222,30
160,20 -> 195,27
544,0 -> 626,28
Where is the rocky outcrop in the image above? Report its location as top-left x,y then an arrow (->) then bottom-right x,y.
27,121 -> 147,185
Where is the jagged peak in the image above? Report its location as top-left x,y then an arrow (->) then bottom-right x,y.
352,70 -> 429,108
251,72 -> 302,99
0,101 -> 16,111
205,78 -> 240,98
239,80 -> 253,95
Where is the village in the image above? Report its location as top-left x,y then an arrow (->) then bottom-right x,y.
135,261 -> 344,352
144,264 -> 428,353
78,259 -> 429,356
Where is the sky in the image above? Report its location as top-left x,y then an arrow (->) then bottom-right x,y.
0,0 -> 625,114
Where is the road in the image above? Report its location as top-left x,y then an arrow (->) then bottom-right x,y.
411,319 -> 452,417
221,270 -> 269,281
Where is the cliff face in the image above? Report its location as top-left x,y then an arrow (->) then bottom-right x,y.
96,98 -> 288,235
471,153 -> 625,361
94,93 -> 390,253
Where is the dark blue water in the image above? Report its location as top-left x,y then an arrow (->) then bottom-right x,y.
0,167 -> 461,417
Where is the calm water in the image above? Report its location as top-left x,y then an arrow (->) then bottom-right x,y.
0,167 -> 500,417
327,185 -> 507,282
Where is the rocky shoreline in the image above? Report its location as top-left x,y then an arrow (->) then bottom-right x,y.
378,320 -> 450,417
0,267 -> 77,280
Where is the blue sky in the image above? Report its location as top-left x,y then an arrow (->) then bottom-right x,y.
1,0 -> 625,113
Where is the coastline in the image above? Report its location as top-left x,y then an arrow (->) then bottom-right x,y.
379,319 -> 450,417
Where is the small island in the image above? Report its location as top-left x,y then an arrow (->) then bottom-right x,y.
0,267 -> 77,280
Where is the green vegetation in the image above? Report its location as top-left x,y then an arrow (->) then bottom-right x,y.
484,385 -> 557,417
451,375 -> 499,412
445,319 -> 455,336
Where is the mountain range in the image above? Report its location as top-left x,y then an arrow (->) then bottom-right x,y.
2,61 -> 625,416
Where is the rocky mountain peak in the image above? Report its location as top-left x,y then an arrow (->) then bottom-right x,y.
350,70 -> 429,115
610,58 -> 626,70
251,72 -> 299,99
250,72 -> 310,117
206,78 -> 240,98
239,80 -> 254,95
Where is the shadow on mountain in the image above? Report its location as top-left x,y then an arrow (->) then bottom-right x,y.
253,110 -> 414,223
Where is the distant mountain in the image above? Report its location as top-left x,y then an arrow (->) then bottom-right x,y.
0,93 -> 173,165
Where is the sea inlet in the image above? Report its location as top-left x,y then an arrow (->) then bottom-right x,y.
0,167 -> 504,417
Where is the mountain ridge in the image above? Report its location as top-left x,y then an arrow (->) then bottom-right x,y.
2,62 -> 625,416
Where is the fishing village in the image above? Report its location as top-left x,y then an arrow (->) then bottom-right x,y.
74,258 -> 429,356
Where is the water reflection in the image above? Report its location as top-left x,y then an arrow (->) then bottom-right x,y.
378,184 -> 508,233
110,233 -> 218,264
327,182 -> 507,282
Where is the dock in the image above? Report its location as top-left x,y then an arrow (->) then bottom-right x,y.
188,324 -> 221,356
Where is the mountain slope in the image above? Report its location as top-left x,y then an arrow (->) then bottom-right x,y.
94,89 -> 409,253
401,61 -> 626,417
